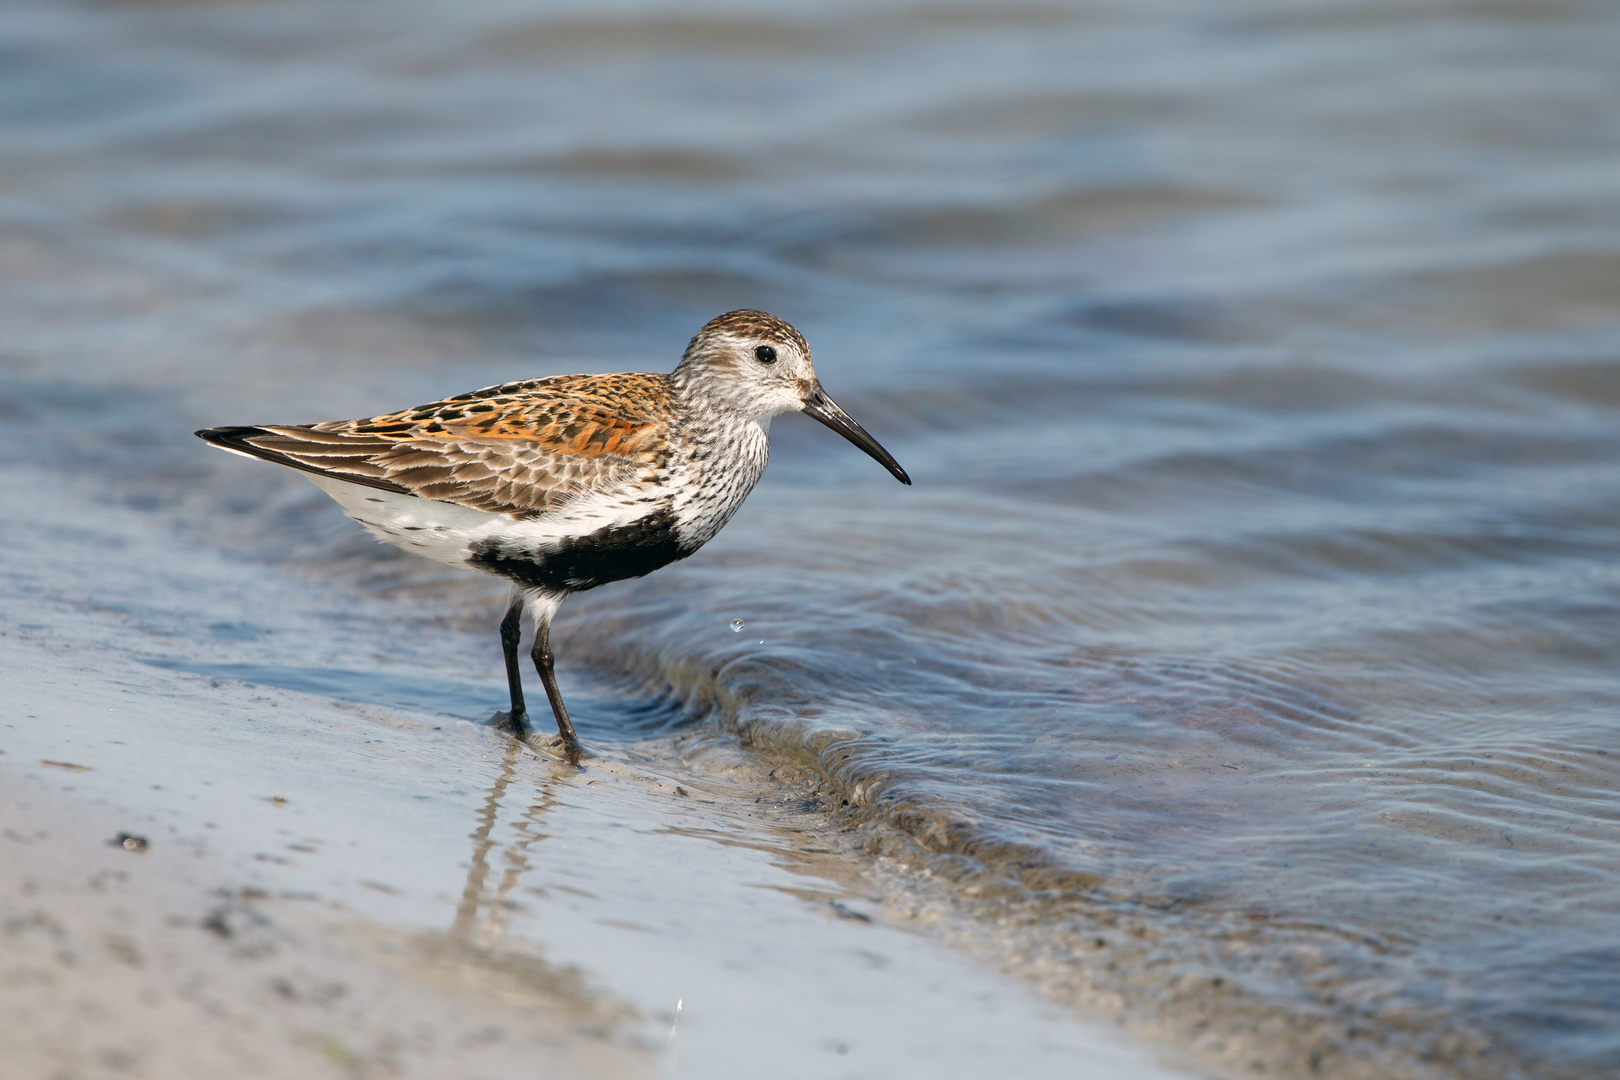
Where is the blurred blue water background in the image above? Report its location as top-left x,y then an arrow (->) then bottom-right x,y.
4,1 -> 1620,1076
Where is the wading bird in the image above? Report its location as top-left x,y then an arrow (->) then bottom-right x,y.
197,310 -> 909,753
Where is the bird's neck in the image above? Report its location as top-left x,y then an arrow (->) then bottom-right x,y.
667,393 -> 772,551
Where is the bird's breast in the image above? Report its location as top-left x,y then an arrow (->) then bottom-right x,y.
668,415 -> 771,550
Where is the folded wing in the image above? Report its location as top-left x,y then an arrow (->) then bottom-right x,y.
197,373 -> 676,519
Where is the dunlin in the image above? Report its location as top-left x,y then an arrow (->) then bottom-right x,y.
197,310 -> 909,751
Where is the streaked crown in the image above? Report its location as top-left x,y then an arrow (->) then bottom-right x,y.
682,309 -> 810,362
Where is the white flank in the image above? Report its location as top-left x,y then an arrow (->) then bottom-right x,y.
305,473 -> 658,572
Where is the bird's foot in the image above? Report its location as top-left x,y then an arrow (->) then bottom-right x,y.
491,709 -> 529,735
553,732 -> 583,765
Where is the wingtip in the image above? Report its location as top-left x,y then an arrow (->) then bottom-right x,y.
196,425 -> 265,448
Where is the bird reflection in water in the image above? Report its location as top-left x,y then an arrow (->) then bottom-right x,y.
450,740 -> 558,952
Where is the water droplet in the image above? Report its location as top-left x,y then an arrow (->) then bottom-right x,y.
730,619 -> 745,633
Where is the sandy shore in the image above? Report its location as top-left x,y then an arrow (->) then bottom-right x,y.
1,780 -> 651,1080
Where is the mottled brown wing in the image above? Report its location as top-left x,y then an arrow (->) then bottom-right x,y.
197,373 -> 676,518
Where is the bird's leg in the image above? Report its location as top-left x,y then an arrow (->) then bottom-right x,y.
530,612 -> 580,750
496,594 -> 529,734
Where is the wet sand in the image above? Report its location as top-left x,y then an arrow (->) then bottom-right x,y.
1,784 -> 650,1080
0,460 -> 1192,1080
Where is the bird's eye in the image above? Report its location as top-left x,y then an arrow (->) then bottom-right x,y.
754,345 -> 777,364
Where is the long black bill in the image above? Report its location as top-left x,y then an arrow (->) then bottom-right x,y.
800,383 -> 911,485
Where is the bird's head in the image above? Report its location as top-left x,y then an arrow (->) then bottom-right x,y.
674,309 -> 910,484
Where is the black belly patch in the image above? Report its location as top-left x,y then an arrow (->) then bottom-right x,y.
468,504 -> 691,594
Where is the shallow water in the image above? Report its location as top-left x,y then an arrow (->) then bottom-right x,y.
4,0 -> 1620,1076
